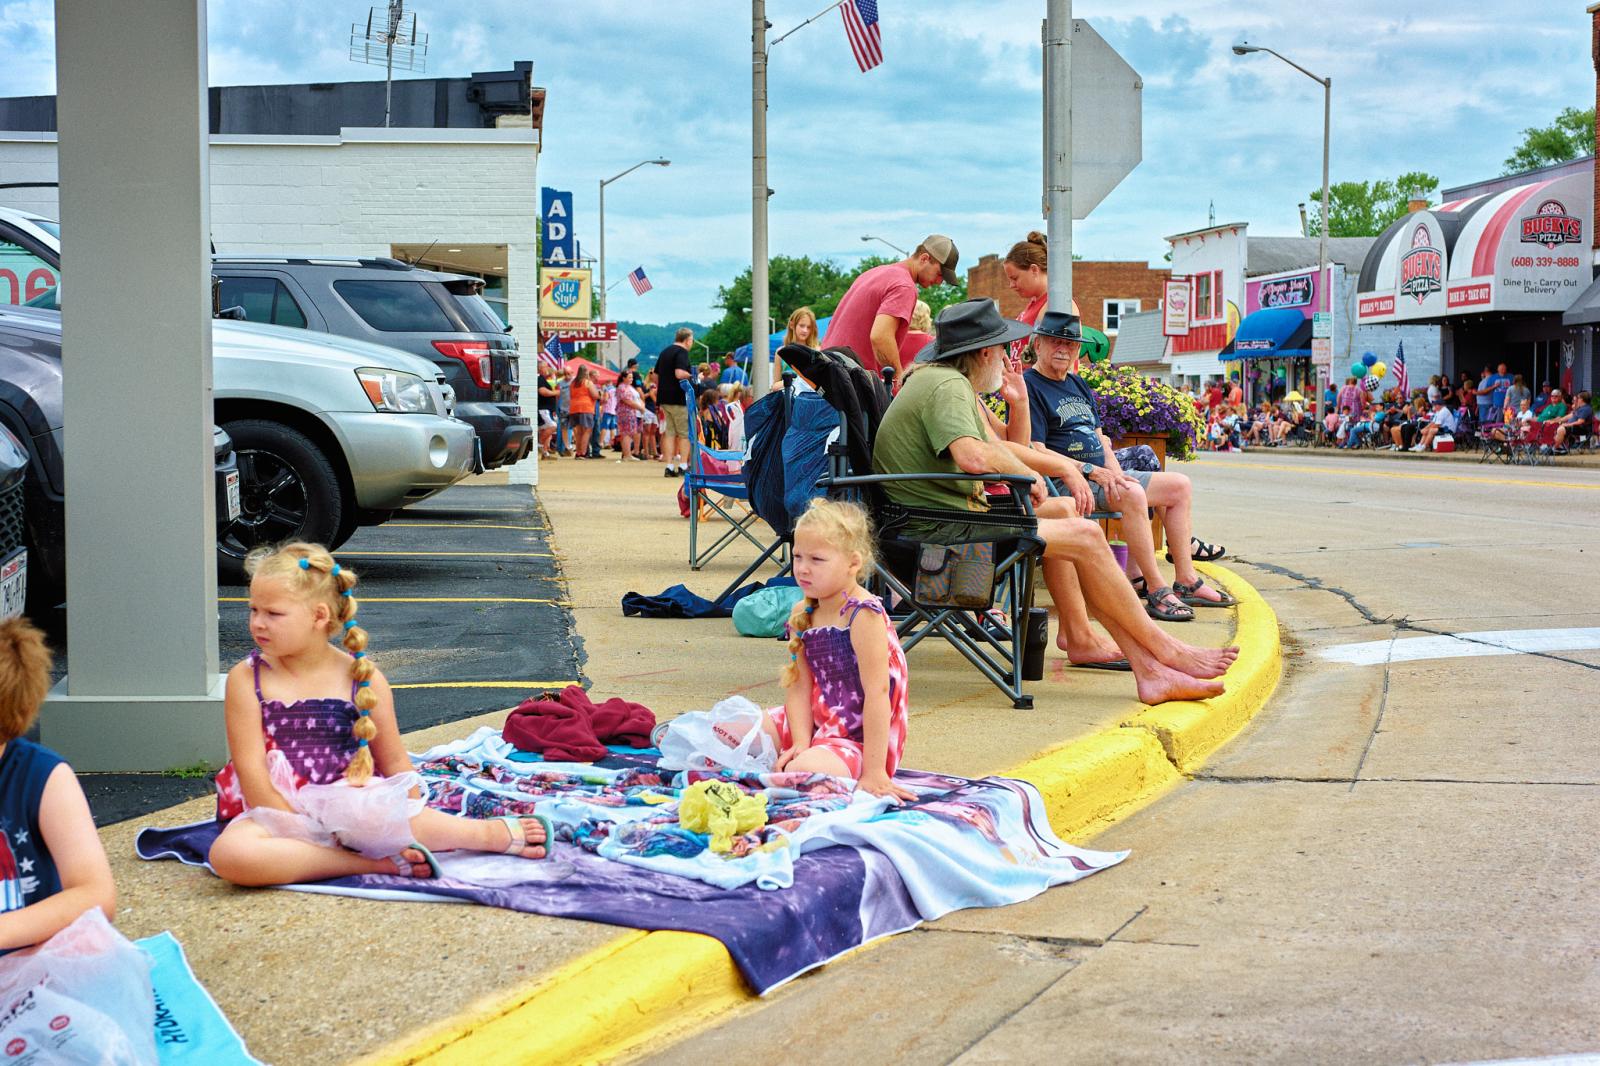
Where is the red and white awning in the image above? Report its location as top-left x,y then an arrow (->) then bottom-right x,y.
1356,170 -> 1592,322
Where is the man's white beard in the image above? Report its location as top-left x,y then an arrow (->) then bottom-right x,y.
973,359 -> 1004,394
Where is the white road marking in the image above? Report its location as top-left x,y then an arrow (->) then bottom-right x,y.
1321,627 -> 1600,666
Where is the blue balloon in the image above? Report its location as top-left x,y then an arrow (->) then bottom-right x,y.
1362,352 -> 1378,367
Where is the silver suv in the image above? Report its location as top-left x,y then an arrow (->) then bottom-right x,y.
212,256 -> 531,469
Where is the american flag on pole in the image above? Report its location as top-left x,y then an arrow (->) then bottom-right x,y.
840,0 -> 882,72
628,266 -> 652,295
1392,342 -> 1408,400
538,333 -> 564,374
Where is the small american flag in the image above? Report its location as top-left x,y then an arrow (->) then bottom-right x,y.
1392,343 -> 1408,400
628,266 -> 652,296
538,333 -> 564,374
840,0 -> 882,73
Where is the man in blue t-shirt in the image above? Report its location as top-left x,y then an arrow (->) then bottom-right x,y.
718,354 -> 749,387
1481,362 -> 1511,422
1023,311 -> 1233,619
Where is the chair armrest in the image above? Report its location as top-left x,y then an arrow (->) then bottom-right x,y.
821,471 -> 1036,488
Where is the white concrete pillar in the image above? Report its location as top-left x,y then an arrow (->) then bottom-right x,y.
42,0 -> 226,769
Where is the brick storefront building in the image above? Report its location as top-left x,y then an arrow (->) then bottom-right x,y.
967,254 -> 1170,337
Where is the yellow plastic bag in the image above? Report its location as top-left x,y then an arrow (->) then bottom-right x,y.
678,779 -> 768,853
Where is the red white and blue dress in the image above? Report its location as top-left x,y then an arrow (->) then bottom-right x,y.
770,595 -> 910,778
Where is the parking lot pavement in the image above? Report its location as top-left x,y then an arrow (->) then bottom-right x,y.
63,478 -> 583,825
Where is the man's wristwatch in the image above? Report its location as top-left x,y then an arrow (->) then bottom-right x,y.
1081,463 -> 1095,478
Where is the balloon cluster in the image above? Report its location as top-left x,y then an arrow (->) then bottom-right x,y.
1350,352 -> 1388,392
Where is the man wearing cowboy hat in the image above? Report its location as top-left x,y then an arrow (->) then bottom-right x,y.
872,299 -> 1237,704
1025,311 -> 1236,627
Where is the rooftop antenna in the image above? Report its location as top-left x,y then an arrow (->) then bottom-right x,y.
350,1 -> 429,128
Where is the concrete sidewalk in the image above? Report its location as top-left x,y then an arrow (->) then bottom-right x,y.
98,456 -> 1270,1065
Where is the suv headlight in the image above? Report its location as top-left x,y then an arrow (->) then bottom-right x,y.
356,369 -> 440,415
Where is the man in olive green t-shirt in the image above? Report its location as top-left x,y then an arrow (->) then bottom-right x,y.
869,299 -> 1238,704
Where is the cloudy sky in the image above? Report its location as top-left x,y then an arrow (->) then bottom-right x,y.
0,1 -> 1593,324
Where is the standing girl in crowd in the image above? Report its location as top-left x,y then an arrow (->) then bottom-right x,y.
759,500 -> 914,801
778,306 -> 822,385
568,365 -> 599,460
597,378 -> 619,454
615,371 -> 646,462
208,543 -> 550,885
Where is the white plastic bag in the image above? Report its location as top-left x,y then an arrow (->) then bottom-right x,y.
0,908 -> 156,1065
656,696 -> 777,774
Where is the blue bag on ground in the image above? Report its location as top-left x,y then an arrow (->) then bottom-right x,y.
732,584 -> 806,637
138,932 -> 262,1064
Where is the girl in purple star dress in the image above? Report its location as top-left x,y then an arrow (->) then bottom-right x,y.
759,500 -> 915,802
208,543 -> 552,885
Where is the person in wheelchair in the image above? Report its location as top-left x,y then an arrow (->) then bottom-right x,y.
872,299 -> 1237,705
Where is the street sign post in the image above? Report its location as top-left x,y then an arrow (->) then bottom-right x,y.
1312,311 -> 1332,338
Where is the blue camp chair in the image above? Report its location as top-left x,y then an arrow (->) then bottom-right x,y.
683,381 -> 770,571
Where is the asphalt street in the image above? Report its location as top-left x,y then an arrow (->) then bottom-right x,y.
54,480 -> 582,825
648,450 -> 1600,1065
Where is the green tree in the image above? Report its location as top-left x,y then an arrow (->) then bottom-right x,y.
1307,171 -> 1440,237
1503,106 -> 1595,175
702,255 -> 854,353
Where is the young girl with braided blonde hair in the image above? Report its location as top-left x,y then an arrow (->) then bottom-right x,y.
760,500 -> 914,802
208,542 -> 550,885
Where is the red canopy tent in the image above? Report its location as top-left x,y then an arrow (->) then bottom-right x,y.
564,356 -> 619,384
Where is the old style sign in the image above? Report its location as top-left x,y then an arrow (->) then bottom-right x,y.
538,268 -> 592,324
1162,278 -> 1191,336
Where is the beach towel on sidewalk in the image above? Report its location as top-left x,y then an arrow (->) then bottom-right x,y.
138,933 -> 262,1064
621,576 -> 797,619
135,730 -> 1124,995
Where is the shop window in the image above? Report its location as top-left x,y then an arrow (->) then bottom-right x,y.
333,279 -> 453,333
216,276 -> 307,328
1193,274 -> 1212,321
1103,299 -> 1141,335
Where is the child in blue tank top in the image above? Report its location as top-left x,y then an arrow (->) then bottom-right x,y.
0,618 -> 116,953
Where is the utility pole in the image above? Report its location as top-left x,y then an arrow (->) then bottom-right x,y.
1043,0 -> 1073,313
751,1 -> 772,394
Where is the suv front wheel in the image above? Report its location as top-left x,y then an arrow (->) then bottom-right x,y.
218,418 -> 345,583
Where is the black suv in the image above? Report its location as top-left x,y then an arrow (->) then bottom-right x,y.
211,257 -> 530,469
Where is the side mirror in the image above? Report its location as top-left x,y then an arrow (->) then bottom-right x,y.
504,323 -> 514,333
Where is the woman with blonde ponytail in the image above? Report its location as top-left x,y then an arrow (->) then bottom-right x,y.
208,542 -> 553,886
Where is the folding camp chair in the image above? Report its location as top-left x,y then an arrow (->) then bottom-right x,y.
683,380 -> 770,571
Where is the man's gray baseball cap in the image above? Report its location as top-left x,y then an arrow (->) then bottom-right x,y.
918,234 -> 960,286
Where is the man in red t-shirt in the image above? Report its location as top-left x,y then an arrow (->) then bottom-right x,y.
823,235 -> 960,373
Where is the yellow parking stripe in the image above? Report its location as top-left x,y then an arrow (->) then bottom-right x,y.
390,681 -> 579,690
1230,460 -> 1600,490
220,596 -> 565,604
332,551 -> 554,558
387,523 -> 546,531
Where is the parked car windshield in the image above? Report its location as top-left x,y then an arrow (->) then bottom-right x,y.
332,279 -> 453,333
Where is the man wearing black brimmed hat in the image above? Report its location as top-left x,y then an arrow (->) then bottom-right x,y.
1026,312 -> 1236,625
821,234 -> 961,376
872,299 -> 1238,703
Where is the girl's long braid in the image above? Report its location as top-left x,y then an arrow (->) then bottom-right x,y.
331,565 -> 378,784
779,596 -> 818,688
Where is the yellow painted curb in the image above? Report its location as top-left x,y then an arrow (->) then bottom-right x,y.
360,562 -> 1283,1066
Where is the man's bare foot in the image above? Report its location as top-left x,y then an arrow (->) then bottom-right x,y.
483,816 -> 548,859
1161,641 -> 1240,679
1058,631 -> 1123,664
1134,660 -> 1225,704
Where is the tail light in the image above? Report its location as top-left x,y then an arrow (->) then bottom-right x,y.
432,340 -> 494,390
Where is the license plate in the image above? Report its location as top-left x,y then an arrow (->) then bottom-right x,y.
0,549 -> 26,623
506,357 -> 519,386
225,471 -> 242,521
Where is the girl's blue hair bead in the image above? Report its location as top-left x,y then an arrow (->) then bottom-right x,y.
331,564 -> 341,576
357,737 -> 369,747
298,558 -> 311,570
358,680 -> 370,688
343,620 -> 357,630
353,650 -> 365,658
341,589 -> 354,598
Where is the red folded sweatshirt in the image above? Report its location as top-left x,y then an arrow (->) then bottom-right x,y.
504,685 -> 657,762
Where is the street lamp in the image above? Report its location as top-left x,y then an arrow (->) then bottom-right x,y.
598,158 -> 670,323
860,234 -> 907,256
1232,41 -> 1330,422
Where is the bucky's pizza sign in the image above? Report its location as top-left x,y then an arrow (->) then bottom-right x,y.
1519,199 -> 1582,250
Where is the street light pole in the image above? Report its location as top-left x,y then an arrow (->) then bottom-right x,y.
1233,42 -> 1330,422
597,157 -> 671,324
752,0 -> 772,395
1044,0 -> 1073,313
860,235 -> 907,256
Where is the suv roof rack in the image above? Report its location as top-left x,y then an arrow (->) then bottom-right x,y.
211,255 -> 416,271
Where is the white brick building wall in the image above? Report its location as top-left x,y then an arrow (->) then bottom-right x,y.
0,127 -> 541,332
